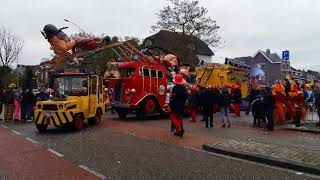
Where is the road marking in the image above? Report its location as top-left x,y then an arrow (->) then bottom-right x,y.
79,165 -> 106,179
11,130 -> 21,135
47,148 -> 64,157
1,125 -> 8,128
26,138 -> 39,144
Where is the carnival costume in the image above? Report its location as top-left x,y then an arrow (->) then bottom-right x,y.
287,82 -> 306,121
272,82 -> 286,125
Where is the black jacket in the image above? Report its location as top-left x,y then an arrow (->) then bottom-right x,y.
252,96 -> 264,117
219,92 -> 231,108
169,85 -> 188,115
3,90 -> 14,104
263,91 -> 275,111
232,89 -> 242,104
201,89 -> 219,113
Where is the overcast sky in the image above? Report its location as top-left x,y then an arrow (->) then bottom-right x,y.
1,0 -> 320,70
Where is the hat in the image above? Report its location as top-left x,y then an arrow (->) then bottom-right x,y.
173,74 -> 187,85
41,24 -> 68,39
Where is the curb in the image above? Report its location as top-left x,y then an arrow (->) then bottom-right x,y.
282,127 -> 320,134
202,144 -> 320,175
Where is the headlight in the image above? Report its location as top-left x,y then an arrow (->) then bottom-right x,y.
59,105 -> 64,110
131,89 -> 136,94
37,105 -> 42,110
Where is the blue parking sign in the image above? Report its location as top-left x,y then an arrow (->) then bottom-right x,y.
282,50 -> 289,60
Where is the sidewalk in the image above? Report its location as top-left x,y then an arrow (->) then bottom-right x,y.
203,138 -> 320,175
0,126 -> 100,180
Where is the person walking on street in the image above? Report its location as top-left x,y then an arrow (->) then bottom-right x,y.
26,89 -> 35,121
201,86 -> 218,128
232,85 -> 242,117
13,88 -> 21,122
169,74 -> 188,137
219,86 -> 232,128
245,86 -> 258,115
0,88 -> 3,121
3,87 -> 14,122
189,85 -> 199,123
20,88 -> 27,122
251,91 -> 264,127
263,87 -> 275,131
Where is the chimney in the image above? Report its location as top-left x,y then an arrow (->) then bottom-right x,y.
266,49 -> 270,55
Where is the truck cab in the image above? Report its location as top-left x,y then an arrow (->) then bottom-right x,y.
106,60 -> 167,119
34,69 -> 105,132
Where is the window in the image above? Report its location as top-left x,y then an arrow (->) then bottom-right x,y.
119,68 -> 135,78
90,77 -> 97,94
53,76 -> 88,96
144,39 -> 152,47
158,71 -> 163,79
151,69 -> 157,78
143,68 -> 150,76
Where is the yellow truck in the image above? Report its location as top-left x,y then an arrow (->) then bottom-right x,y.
34,69 -> 105,132
195,63 -> 249,98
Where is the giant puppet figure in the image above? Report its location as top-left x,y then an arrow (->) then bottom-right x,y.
287,81 -> 306,121
272,82 -> 286,125
41,24 -> 110,68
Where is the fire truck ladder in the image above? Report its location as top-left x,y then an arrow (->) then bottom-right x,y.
72,41 -> 157,64
197,66 -> 214,86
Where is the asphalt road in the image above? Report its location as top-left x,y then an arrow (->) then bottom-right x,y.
2,116 -> 319,180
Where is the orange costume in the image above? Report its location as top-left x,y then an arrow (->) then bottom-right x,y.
272,82 -> 286,125
287,82 -> 306,121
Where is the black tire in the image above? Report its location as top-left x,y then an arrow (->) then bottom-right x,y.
89,109 -> 103,125
117,109 -> 128,119
73,114 -> 84,131
36,124 -> 48,133
143,96 -> 159,114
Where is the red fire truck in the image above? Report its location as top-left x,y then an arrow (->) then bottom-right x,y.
106,59 -> 169,119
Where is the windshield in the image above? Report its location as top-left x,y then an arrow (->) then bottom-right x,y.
53,76 -> 88,96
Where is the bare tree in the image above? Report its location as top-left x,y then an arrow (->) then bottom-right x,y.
0,26 -> 24,67
152,0 -> 221,47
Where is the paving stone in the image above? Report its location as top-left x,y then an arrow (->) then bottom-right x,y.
209,139 -> 320,166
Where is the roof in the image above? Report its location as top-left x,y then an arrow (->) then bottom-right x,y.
234,56 -> 253,65
144,30 -> 214,56
225,58 -> 250,69
253,50 -> 282,64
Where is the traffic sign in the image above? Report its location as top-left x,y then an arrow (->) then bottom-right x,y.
281,61 -> 290,71
282,50 -> 289,60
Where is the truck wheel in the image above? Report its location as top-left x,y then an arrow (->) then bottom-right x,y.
73,114 -> 84,131
36,124 -> 48,133
94,109 -> 102,125
143,96 -> 159,114
117,110 -> 128,119
89,109 -> 103,125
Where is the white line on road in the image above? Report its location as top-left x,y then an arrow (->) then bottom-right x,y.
1,125 -> 8,128
47,148 -> 64,157
11,130 -> 21,135
79,165 -> 106,179
26,138 -> 39,144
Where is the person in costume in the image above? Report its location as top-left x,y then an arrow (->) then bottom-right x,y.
272,82 -> 286,125
232,84 -> 242,117
288,81 -> 306,127
201,85 -> 219,128
169,74 -> 188,137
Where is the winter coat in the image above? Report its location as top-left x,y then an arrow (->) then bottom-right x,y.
36,92 -> 49,101
3,90 -> 14,104
232,89 -> 242,104
190,92 -> 199,108
219,92 -> 231,108
0,90 -> 3,103
169,84 -> 188,115
201,89 -> 219,113
263,91 -> 275,111
24,91 -> 35,105
251,96 -> 264,117
314,91 -> 320,107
